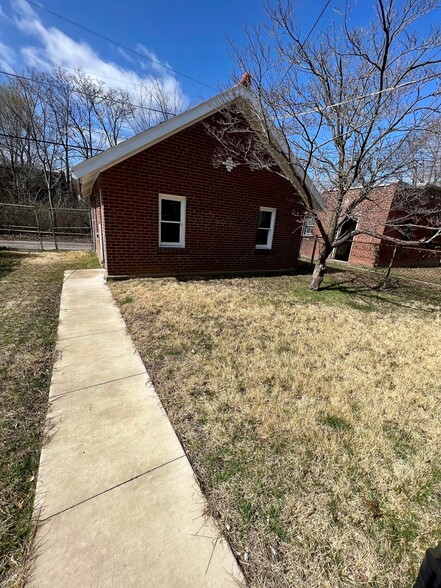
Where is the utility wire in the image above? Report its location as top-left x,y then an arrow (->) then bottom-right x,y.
275,0 -> 333,89
0,132 -> 105,153
286,72 -> 440,118
0,69 -> 176,117
25,0 -> 217,91
302,0 -> 333,47
2,69 -> 436,144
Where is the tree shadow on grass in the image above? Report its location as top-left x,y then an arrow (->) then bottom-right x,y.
0,249 -> 30,280
175,263 -> 342,283
320,272 -> 440,313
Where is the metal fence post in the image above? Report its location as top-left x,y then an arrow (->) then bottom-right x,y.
50,207 -> 59,251
89,208 -> 94,251
34,207 -> 44,251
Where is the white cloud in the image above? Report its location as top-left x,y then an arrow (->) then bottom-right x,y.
0,41 -> 16,71
116,47 -> 135,64
135,44 -> 170,75
9,0 -> 189,111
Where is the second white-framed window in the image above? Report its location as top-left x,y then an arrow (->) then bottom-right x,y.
256,206 -> 276,250
159,194 -> 186,248
302,213 -> 315,236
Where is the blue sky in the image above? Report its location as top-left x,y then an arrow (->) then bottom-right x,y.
0,0 -> 345,103
0,0 -> 438,106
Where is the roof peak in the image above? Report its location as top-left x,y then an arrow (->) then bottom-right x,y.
72,85 -> 322,209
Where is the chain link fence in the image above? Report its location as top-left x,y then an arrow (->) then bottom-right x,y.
0,202 -> 93,250
300,235 -> 441,291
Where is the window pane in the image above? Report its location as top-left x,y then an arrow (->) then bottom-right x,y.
161,222 -> 180,243
161,199 -> 181,222
258,210 -> 272,229
302,214 -> 315,236
256,228 -> 269,245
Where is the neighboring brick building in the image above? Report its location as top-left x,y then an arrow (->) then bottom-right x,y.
300,183 -> 441,267
72,86 -> 322,278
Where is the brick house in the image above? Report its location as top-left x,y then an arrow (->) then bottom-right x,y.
300,183 -> 441,267
72,86 -> 322,279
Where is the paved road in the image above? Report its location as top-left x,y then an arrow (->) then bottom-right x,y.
0,239 -> 92,251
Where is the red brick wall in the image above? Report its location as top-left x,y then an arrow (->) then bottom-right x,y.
93,117 -> 305,278
299,185 -> 396,267
349,186 -> 395,266
379,185 -> 441,267
299,184 -> 441,268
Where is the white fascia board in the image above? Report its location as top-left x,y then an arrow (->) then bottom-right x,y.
72,86 -> 249,196
72,83 -> 324,210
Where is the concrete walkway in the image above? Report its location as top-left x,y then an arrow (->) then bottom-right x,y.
30,269 -> 243,587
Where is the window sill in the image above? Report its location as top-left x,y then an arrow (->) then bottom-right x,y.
255,248 -> 273,255
157,247 -> 187,254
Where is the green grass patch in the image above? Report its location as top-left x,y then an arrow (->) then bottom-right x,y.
320,413 -> 353,432
0,250 -> 99,586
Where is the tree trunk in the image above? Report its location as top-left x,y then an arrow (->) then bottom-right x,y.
309,247 -> 331,290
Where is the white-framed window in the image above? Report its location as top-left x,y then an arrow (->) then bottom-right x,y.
256,207 -> 276,250
159,194 -> 186,248
302,213 -> 315,236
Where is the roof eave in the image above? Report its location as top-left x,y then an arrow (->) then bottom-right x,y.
235,95 -> 325,210
72,84 -> 324,210
72,86 -> 250,198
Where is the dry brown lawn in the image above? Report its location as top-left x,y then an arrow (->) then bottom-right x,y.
110,273 -> 441,587
389,266 -> 441,287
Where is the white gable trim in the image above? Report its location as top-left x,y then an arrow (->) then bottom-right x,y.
72,87 -> 248,198
72,85 -> 324,209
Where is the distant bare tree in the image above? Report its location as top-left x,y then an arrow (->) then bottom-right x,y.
50,67 -> 75,183
93,85 -> 134,147
130,77 -> 186,133
213,0 -> 441,289
407,117 -> 441,184
0,84 -> 37,203
13,72 -> 66,211
0,65 -> 184,206
66,71 -> 109,160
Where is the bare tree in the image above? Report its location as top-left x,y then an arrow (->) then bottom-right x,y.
0,84 -> 37,203
0,65 -> 182,207
50,67 -> 75,184
130,77 -> 186,134
407,117 -> 441,184
14,72 -> 66,212
214,0 -> 441,289
66,71 -> 109,160
93,86 -> 134,147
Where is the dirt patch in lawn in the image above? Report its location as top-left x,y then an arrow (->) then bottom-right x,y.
111,273 -> 441,587
0,250 -> 99,587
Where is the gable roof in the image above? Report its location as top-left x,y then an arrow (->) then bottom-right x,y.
72,85 -> 324,209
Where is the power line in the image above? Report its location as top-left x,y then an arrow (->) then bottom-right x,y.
55,63 -> 204,101
0,132 -> 105,153
286,72 -> 440,118
275,0 -> 332,89
302,0 -> 332,47
0,69 -> 176,117
24,0 -> 217,91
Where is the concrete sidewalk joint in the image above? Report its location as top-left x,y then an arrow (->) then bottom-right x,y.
49,371 -> 147,402
39,454 -> 186,523
30,269 -> 244,588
